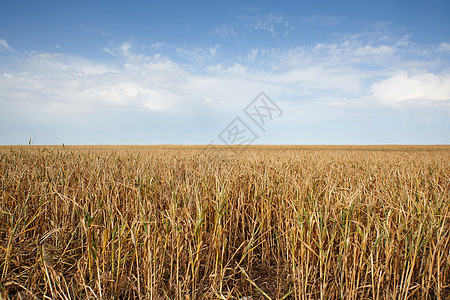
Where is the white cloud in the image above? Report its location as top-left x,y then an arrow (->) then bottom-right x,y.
371,71 -> 450,103
248,49 -> 258,61
302,14 -> 342,26
0,51 -> 179,115
79,24 -> 106,36
212,24 -> 238,38
247,12 -> 284,33
1,33 -> 449,138
438,42 -> 450,51
311,41 -> 395,65
0,39 -> 13,52
103,47 -> 117,57
120,41 -> 132,57
354,45 -> 394,57
212,12 -> 294,38
151,42 -> 168,49
176,45 -> 220,64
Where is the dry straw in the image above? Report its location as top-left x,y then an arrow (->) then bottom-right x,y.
0,145 -> 449,299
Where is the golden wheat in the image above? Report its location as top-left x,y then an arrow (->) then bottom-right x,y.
0,145 -> 449,299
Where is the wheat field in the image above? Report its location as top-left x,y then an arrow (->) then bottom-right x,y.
0,145 -> 449,299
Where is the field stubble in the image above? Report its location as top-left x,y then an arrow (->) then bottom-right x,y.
0,145 -> 449,299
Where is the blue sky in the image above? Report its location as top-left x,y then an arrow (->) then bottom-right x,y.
0,0 -> 449,145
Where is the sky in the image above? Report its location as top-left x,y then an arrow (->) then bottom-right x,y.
0,0 -> 449,145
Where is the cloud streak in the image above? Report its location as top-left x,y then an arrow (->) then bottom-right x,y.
0,39 -> 14,52
212,12 -> 294,38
